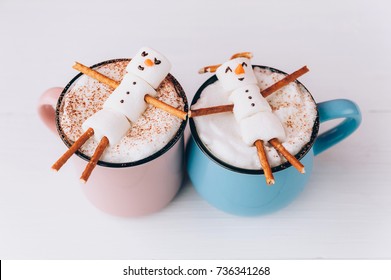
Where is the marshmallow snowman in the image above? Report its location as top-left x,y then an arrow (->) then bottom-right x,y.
229,84 -> 271,121
216,58 -> 258,91
103,73 -> 157,123
82,108 -> 131,145
81,47 -> 171,146
126,47 -> 171,89
218,57 -> 286,145
239,112 -> 286,145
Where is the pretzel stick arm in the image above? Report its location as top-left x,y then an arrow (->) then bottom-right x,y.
73,62 -> 187,119
198,64 -> 222,74
255,140 -> 274,185
80,136 -> 109,184
261,66 -> 309,98
230,52 -> 253,60
269,138 -> 305,173
73,62 -> 120,89
144,94 -> 187,120
52,128 -> 94,172
189,104 -> 234,117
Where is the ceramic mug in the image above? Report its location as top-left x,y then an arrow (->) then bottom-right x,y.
187,65 -> 361,216
38,59 -> 188,217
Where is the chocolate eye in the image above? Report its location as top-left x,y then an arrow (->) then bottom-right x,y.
225,67 -> 232,73
154,58 -> 161,65
242,62 -> 247,67
138,65 -> 145,71
141,51 -> 148,57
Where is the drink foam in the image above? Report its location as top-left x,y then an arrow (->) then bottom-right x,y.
192,66 -> 317,170
58,60 -> 185,163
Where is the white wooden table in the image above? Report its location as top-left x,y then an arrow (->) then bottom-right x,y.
1,0 -> 390,259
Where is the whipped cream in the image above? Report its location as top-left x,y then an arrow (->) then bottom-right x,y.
58,60 -> 185,163
192,67 -> 317,170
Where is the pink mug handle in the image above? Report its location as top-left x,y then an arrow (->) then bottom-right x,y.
37,87 -> 63,134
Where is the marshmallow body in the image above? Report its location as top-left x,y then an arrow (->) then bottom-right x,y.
82,108 -> 131,146
126,47 -> 171,89
216,58 -> 257,91
103,73 -> 156,123
239,112 -> 286,146
230,85 -> 272,121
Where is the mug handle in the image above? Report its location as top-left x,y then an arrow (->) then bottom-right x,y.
313,99 -> 361,155
37,87 -> 63,134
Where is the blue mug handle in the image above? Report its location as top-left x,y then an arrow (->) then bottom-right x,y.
313,99 -> 361,155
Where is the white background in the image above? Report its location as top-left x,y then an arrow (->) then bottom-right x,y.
0,0 -> 390,259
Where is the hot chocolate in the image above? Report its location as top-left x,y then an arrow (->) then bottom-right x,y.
191,66 -> 317,170
58,59 -> 185,164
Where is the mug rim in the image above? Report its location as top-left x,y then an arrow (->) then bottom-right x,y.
189,65 -> 320,175
55,58 -> 188,168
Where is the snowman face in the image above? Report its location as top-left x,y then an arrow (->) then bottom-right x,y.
215,57 -> 258,91
126,47 -> 171,89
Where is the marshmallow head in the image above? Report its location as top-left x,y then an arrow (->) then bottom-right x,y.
229,84 -> 272,122
216,58 -> 258,91
126,47 -> 171,89
103,73 -> 156,123
82,109 -> 131,146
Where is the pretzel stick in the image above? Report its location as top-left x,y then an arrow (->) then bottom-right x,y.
230,52 -> 253,60
144,94 -> 187,120
73,62 -> 120,88
198,64 -> 222,74
52,128 -> 94,172
73,62 -> 187,119
269,138 -> 305,173
189,104 -> 234,117
80,136 -> 109,183
255,140 -> 274,185
261,66 -> 309,98
190,66 -> 309,117
198,52 -> 253,73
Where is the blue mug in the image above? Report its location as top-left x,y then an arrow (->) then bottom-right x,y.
186,66 -> 361,216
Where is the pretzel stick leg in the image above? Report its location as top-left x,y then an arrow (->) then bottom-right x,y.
255,140 -> 275,185
80,136 -> 109,184
269,138 -> 305,174
144,94 -> 187,120
52,128 -> 94,172
189,104 -> 234,117
261,66 -> 309,98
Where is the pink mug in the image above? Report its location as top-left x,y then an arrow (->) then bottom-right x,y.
38,59 -> 188,217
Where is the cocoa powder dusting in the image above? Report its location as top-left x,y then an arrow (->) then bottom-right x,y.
58,60 -> 185,163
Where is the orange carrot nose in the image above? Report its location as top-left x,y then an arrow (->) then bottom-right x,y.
144,59 -> 154,67
235,64 -> 245,75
